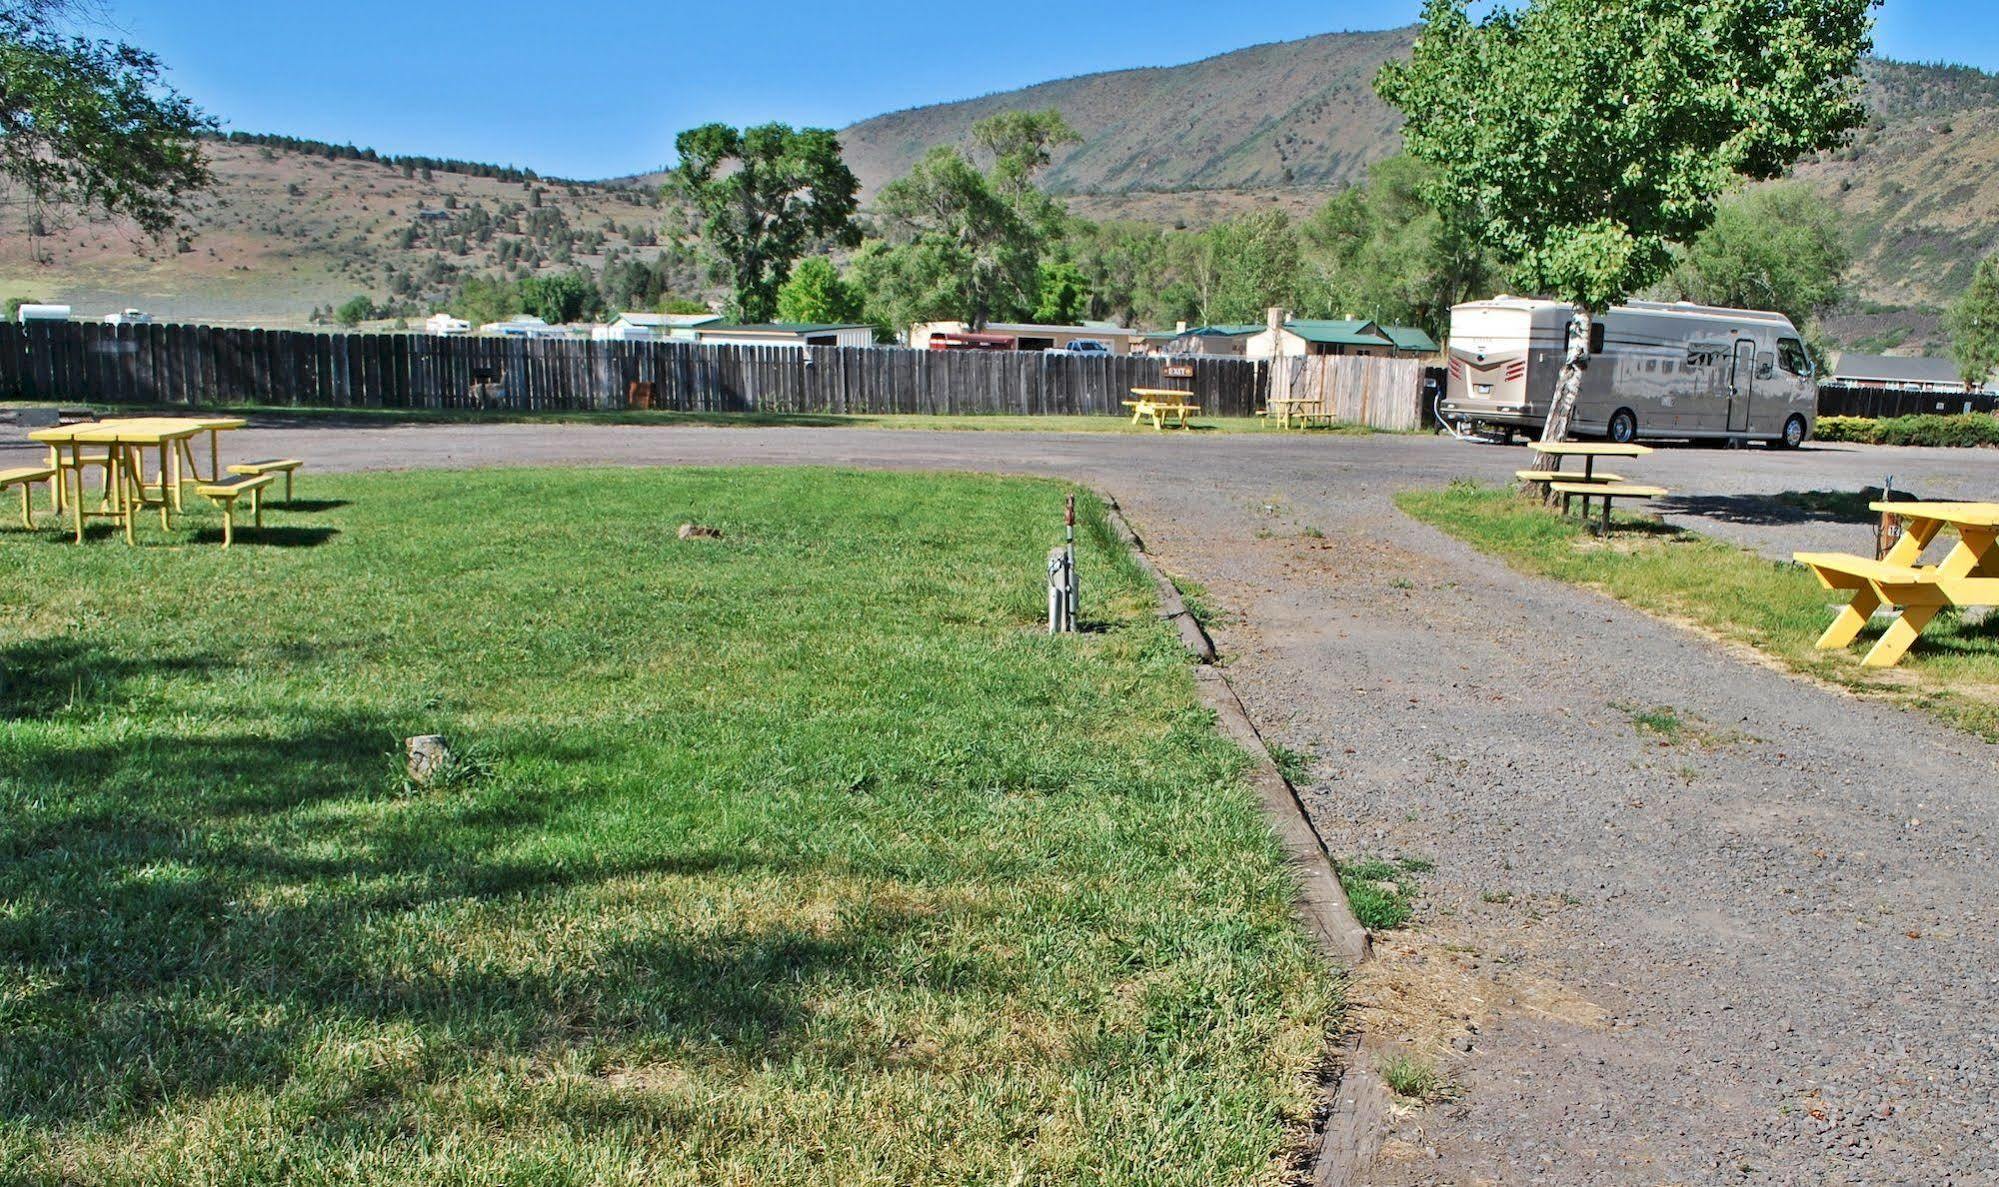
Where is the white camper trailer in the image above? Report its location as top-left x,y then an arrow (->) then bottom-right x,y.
1439,298 -> 1819,448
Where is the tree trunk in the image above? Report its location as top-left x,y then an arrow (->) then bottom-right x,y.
1540,307 -> 1594,443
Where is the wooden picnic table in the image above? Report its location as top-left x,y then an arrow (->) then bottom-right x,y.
1525,441 -> 1653,481
30,418 -> 207,543
1123,388 -> 1200,431
1264,395 -> 1321,430
1797,500 -> 1999,668
31,415 -> 246,516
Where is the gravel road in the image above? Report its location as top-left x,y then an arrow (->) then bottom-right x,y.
11,419 -> 1996,1184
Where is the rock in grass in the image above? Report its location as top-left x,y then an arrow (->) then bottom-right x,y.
405,735 -> 453,785
678,523 -> 723,540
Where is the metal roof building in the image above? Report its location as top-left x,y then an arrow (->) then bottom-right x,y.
1828,354 -> 1979,393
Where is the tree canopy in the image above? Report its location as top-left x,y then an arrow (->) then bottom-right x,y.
1300,153 -> 1493,339
1377,0 -> 1878,312
856,110 -> 1078,333
1946,255 -> 1999,388
671,123 -> 859,323
1664,183 -> 1850,334
775,255 -> 863,325
0,1 -> 212,245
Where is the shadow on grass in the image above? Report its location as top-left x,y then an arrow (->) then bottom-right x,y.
269,498 -> 351,513
185,525 -> 340,548
1657,486 -> 1921,528
0,637 -> 949,1131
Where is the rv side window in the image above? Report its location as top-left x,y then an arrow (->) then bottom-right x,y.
1589,323 -> 1606,354
1687,343 -> 1726,368
1776,338 -> 1813,376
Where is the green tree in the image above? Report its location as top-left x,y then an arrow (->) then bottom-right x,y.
1300,154 -> 1493,340
775,256 -> 862,324
0,2 -> 212,244
1946,255 -> 1999,389
1032,257 -> 1090,324
1664,183 -> 1850,333
1065,219 -> 1170,327
449,274 -> 519,326
855,109 -> 1080,335
670,123 -> 859,323
1192,211 -> 1302,325
863,146 -> 1039,332
1377,0 -> 1878,439
333,296 -> 376,328
516,270 -> 601,324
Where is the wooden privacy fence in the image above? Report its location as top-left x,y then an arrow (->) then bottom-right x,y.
0,321 -> 1279,417
1815,383 -> 1999,420
1271,354 -> 1427,432
0,321 -> 1430,425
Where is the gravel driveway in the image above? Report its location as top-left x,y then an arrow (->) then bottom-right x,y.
11,419 -> 1996,1185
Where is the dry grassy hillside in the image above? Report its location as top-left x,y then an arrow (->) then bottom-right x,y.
845,31 -> 1999,317
0,141 -> 698,326
841,28 -> 1413,197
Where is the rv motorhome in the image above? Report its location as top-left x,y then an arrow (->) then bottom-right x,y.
1439,298 -> 1818,447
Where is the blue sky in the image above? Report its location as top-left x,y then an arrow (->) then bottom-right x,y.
107,0 -> 1999,180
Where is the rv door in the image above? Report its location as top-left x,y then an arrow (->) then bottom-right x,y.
1727,340 -> 1756,433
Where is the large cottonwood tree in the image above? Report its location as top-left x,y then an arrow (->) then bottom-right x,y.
0,0 -> 211,251
1377,0 -> 1878,440
671,123 -> 859,323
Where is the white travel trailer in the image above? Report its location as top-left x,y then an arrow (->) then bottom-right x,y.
1439,298 -> 1819,447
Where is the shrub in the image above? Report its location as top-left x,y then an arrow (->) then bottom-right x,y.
1815,413 -> 1999,448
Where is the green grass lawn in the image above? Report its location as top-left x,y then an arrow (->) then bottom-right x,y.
1,468 -> 1337,1185
5,401 -> 1305,436
1398,482 -> 1999,741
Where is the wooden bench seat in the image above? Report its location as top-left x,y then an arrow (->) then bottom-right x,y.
225,458 -> 302,501
0,464 -> 55,530
1516,469 -> 1623,484
1549,481 -> 1669,533
194,473 -> 276,547
1792,551 -> 1932,589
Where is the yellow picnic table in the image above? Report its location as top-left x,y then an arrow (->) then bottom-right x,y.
1796,500 -> 1999,668
30,418 -> 207,543
1123,388 -> 1200,430
1263,396 -> 1322,430
1524,440 -> 1653,481
32,415 -> 246,515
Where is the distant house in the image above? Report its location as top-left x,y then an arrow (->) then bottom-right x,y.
426,313 -> 472,336
16,303 -> 70,323
691,322 -> 875,348
1156,324 -> 1265,357
908,320 -> 1140,354
1244,309 -> 1437,360
477,314 -> 571,339
593,311 -> 721,342
1828,353 -> 1984,393
103,309 -> 154,326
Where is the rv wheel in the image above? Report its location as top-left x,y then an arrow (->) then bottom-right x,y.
1607,409 -> 1638,444
1778,414 -> 1807,450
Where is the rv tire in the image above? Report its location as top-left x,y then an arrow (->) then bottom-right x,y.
1778,414 -> 1807,450
1606,408 -> 1638,444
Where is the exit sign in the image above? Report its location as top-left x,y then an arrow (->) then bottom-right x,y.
1163,364 -> 1194,378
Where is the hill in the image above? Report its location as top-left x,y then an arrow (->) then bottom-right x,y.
0,140 -> 705,327
840,30 -> 1999,325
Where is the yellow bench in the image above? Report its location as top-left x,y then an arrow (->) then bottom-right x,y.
1549,481 -> 1668,533
1124,389 -> 1200,430
195,473 -> 276,547
1516,469 -> 1623,485
226,458 -> 303,501
0,465 -> 55,530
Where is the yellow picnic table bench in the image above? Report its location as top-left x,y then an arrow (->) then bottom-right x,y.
1521,442 -> 1667,532
1262,396 -> 1324,430
1796,500 -> 1999,668
28,416 -> 252,544
1123,388 -> 1200,430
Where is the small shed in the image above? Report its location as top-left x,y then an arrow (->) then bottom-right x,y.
692,322 -> 875,348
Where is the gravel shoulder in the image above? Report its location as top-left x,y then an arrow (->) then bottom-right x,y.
12,419 -> 1997,1184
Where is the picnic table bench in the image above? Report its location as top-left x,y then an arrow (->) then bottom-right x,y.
1124,388 -> 1199,430
1549,481 -> 1669,533
1797,500 -> 1999,667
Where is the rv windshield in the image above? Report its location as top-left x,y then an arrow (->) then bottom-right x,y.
1449,306 -> 1531,354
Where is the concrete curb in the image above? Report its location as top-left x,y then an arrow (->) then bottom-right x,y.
1095,491 -> 1388,1185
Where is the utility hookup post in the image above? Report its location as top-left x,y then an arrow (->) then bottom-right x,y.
1048,495 -> 1079,634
